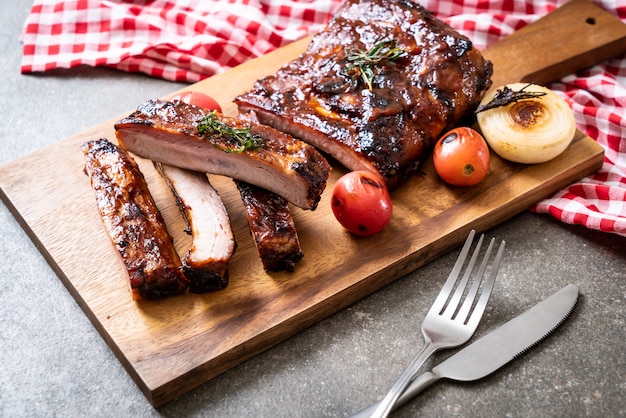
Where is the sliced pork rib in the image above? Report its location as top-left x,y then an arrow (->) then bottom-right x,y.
81,138 -> 189,300
114,99 -> 331,210
235,0 -> 493,189
235,181 -> 304,272
154,162 -> 236,293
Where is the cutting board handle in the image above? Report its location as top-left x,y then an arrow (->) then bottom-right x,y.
484,0 -> 626,87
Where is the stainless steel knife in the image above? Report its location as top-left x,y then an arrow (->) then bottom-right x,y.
352,284 -> 579,418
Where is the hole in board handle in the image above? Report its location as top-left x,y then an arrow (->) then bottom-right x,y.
585,17 -> 596,25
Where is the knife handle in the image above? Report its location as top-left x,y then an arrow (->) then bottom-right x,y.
350,371 -> 440,418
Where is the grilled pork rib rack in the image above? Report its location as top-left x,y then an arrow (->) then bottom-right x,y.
235,0 -> 493,188
83,0 -> 494,299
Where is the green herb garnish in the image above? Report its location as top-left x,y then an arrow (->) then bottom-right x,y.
346,38 -> 408,90
196,111 -> 264,153
475,83 -> 547,113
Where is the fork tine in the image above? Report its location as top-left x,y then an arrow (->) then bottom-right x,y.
365,232 -> 504,418
429,230 -> 476,314
464,240 -> 506,330
454,237 -> 496,322
441,234 -> 485,317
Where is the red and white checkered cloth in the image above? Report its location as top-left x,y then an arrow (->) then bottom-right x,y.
20,0 -> 343,82
20,0 -> 626,236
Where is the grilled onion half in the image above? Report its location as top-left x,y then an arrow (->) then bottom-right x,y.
476,83 -> 576,164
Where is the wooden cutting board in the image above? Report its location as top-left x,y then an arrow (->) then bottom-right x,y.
1,0 -> 624,407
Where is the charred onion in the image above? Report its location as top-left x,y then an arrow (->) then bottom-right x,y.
476,83 -> 576,164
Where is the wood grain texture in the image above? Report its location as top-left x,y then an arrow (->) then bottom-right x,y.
484,0 -> 626,87
0,0 -> 622,407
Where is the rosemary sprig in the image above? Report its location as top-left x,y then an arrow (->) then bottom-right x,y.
346,38 -> 408,90
196,111 -> 264,153
475,83 -> 547,113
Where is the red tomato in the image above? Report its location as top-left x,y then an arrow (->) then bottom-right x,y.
331,170 -> 393,236
170,91 -> 222,113
433,127 -> 490,186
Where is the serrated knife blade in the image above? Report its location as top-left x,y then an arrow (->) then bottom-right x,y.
353,284 -> 579,417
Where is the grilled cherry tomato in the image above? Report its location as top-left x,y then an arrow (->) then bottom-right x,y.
170,91 -> 222,113
331,170 -> 393,236
433,127 -> 490,186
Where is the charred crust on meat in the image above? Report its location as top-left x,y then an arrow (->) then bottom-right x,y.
235,181 -> 304,272
184,268 -> 229,293
81,138 -> 189,300
234,0 -> 493,189
115,99 -> 330,210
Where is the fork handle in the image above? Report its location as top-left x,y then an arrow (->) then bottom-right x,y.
350,371 -> 439,418
368,342 -> 439,418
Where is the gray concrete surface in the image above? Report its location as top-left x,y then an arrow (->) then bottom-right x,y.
1,1 -> 624,417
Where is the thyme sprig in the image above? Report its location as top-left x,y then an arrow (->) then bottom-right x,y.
196,111 -> 264,153
346,38 -> 408,90
475,83 -> 547,113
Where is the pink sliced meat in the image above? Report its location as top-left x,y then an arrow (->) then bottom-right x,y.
114,99 -> 331,210
155,162 -> 236,293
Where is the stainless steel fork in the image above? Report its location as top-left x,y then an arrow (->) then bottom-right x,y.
368,230 -> 505,418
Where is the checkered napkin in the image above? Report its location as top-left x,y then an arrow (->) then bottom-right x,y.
20,0 -> 344,82
20,0 -> 626,236
427,0 -> 626,238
